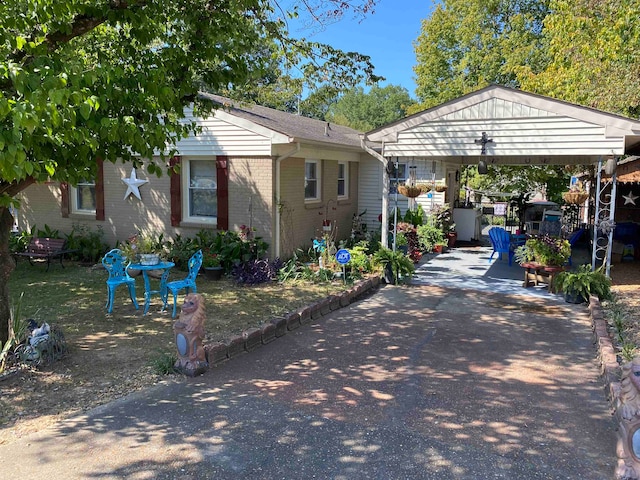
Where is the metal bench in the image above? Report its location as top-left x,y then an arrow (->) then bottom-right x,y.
14,238 -> 77,271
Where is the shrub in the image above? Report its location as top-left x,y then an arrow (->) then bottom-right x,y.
232,259 -> 283,285
64,224 -> 110,263
417,224 -> 445,252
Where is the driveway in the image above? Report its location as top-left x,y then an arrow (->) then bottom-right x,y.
0,250 -> 616,479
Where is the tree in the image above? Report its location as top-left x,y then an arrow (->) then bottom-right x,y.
326,84 -> 415,131
413,0 -> 549,110
516,0 -> 640,117
0,0 -> 381,344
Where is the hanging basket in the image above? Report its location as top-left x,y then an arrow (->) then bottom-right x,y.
398,185 -> 427,198
435,185 -> 447,193
562,192 -> 588,205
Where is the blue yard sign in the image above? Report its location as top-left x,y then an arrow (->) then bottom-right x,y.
335,249 -> 351,265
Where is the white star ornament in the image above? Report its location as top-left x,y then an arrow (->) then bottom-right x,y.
623,191 -> 639,205
122,168 -> 149,200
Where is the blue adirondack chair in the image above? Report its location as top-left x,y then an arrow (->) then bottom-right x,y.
488,227 -> 516,266
163,250 -> 203,318
102,248 -> 139,313
567,228 -> 585,266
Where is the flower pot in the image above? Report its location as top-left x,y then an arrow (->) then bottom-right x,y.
564,290 -> 586,304
204,266 -> 224,280
433,244 -> 444,254
139,253 -> 160,266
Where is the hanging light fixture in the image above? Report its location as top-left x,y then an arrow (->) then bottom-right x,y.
605,156 -> 617,175
478,160 -> 488,175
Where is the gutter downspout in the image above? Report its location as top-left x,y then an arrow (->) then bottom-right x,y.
275,142 -> 300,259
361,137 -> 389,249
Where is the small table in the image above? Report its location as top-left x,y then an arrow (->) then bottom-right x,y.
521,262 -> 566,293
128,261 -> 175,314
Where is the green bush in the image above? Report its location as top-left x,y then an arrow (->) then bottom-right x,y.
65,224 -> 110,263
372,247 -> 414,284
417,224 -> 445,252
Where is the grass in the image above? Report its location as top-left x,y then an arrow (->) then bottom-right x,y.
0,259 -> 353,444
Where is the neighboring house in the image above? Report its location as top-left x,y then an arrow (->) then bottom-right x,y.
15,94 -> 377,259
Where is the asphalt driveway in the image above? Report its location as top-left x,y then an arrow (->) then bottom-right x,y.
0,276 -> 616,479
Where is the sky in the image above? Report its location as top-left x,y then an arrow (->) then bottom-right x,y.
288,0 -> 436,98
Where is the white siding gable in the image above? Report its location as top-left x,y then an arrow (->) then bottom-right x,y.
173,108 -> 280,156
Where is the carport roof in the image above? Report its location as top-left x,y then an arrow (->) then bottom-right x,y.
362,85 -> 640,166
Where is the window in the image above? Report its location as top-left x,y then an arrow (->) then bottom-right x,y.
338,162 -> 349,199
183,159 -> 217,224
305,159 -> 321,201
71,179 -> 96,214
389,162 -> 407,194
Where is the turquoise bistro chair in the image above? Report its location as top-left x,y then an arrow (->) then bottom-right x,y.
102,248 -> 139,313
163,250 -> 203,318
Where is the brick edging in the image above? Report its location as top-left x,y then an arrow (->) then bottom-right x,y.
204,276 -> 381,366
589,296 -> 621,405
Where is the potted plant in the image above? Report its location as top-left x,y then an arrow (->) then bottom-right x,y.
417,223 -> 446,253
431,205 -> 457,247
513,235 -> 571,267
562,181 -> 589,205
202,249 -> 224,280
372,246 -> 415,284
553,264 -> 612,304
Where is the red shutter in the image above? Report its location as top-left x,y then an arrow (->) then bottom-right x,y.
170,156 -> 182,227
60,182 -> 69,218
95,158 -> 105,221
216,156 -> 229,231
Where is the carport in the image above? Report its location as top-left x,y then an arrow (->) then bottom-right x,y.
360,85 -> 640,274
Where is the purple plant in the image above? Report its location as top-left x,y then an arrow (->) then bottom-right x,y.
232,258 -> 283,285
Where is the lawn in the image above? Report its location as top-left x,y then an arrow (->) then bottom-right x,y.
0,259 -> 351,444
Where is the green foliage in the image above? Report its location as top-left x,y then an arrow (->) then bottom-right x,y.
554,264 -> 612,304
372,247 -> 415,284
326,84 -> 416,130
417,224 -> 446,252
402,205 -> 425,227
9,229 -> 31,253
429,204 -> 454,233
518,0 -> 640,117
514,235 -> 571,266
0,292 -> 28,373
347,244 -> 373,279
64,224 -> 109,263
413,0 -> 549,109
148,350 -> 178,376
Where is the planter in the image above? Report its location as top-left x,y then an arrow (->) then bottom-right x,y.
138,253 -> 160,266
433,244 -> 444,254
562,192 -> 588,205
204,266 -> 224,280
398,185 -> 427,198
564,289 -> 586,304
447,232 -> 457,248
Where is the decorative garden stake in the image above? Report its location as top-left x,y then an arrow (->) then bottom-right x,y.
616,358 -> 640,479
173,293 -> 208,377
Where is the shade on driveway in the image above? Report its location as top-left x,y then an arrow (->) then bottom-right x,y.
0,264 -> 615,479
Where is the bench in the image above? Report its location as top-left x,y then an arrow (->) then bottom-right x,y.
521,262 -> 566,293
14,238 -> 78,272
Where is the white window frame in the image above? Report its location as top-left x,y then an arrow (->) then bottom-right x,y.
337,161 -> 349,199
70,179 -> 96,215
181,158 -> 218,225
305,159 -> 321,202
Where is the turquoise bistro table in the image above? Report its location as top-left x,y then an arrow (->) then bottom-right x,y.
128,261 -> 175,314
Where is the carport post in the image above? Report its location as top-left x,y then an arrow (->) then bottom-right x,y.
361,139 -> 390,249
